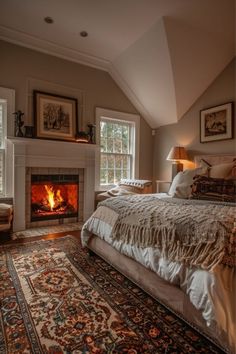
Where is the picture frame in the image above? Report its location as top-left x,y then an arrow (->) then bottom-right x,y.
200,102 -> 233,143
34,91 -> 78,142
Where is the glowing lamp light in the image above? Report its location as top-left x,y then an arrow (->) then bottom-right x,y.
166,146 -> 189,180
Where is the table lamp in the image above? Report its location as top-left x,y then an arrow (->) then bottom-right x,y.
166,146 -> 189,180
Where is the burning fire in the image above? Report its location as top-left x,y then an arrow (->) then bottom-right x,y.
31,182 -> 78,220
44,185 -> 63,211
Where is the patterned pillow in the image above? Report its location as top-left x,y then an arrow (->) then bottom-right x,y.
190,175 -> 236,203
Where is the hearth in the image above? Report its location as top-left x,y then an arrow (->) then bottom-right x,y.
31,174 -> 79,222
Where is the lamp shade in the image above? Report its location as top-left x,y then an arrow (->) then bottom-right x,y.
166,146 -> 188,161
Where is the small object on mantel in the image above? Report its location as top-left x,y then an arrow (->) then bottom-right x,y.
24,126 -> 34,138
75,131 -> 89,143
13,110 -> 24,137
87,124 -> 96,144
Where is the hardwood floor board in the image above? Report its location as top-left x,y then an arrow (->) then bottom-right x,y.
0,230 -> 81,245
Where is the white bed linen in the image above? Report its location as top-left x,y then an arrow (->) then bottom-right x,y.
81,194 -> 236,352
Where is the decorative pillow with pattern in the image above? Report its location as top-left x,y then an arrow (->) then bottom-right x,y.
190,175 -> 236,203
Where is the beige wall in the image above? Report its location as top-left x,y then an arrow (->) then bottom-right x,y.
153,58 -> 236,183
3,39 -> 234,187
0,40 -> 153,180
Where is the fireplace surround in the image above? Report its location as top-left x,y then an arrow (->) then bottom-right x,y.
6,137 -> 98,231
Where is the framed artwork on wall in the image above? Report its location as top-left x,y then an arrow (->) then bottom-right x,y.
200,102 -> 233,143
34,91 -> 78,142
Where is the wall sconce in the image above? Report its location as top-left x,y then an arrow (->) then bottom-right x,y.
166,146 -> 189,180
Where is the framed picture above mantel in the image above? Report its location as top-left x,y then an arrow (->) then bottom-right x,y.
34,91 -> 78,142
200,102 -> 233,143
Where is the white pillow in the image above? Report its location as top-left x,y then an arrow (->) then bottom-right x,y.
208,162 -> 235,178
168,167 -> 205,198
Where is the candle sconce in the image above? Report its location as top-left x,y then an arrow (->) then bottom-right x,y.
87,124 -> 96,144
13,110 -> 24,137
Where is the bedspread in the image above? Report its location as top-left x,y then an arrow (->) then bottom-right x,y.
83,195 -> 236,269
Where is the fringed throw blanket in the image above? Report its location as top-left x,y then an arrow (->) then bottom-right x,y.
93,195 -> 236,270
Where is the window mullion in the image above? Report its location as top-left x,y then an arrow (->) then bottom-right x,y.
102,152 -> 132,157
106,153 -> 108,185
112,152 -> 115,185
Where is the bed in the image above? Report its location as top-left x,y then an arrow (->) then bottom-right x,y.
81,154 -> 236,354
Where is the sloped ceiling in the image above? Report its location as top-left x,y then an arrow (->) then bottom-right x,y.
0,0 -> 235,128
164,17 -> 235,121
111,19 -> 177,128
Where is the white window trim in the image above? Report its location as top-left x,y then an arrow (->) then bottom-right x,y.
0,87 -> 15,197
95,107 -> 140,191
0,87 -> 15,137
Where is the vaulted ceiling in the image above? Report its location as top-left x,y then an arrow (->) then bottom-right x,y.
0,0 -> 235,128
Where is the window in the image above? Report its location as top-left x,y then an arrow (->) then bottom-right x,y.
0,87 -> 15,196
0,100 -> 6,195
96,108 -> 140,189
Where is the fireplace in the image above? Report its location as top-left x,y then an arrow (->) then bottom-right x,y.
7,137 -> 96,232
31,174 -> 79,222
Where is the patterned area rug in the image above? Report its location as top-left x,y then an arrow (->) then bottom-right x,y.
0,236 -> 224,353
12,222 -> 83,239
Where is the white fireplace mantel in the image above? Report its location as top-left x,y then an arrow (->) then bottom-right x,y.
6,137 -> 99,231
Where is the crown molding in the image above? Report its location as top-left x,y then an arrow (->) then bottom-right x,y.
109,64 -> 155,128
0,25 -> 110,71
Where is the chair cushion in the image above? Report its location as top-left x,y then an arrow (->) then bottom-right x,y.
0,203 -> 13,215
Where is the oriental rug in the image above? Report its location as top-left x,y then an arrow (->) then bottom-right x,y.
0,236 -> 224,353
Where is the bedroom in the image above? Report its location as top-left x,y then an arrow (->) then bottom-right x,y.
0,0 -> 235,353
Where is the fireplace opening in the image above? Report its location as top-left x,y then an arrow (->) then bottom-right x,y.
31,175 -> 79,221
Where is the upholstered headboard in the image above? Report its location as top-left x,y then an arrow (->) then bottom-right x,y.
194,154 -> 236,167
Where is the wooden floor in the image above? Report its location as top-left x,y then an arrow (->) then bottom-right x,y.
0,230 -> 81,245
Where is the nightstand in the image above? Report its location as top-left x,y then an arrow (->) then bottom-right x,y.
156,180 -> 171,193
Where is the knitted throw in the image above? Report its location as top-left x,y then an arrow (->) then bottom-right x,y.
99,195 -> 236,270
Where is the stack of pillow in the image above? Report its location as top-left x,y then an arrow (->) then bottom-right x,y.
107,179 -> 152,197
168,160 -> 236,203
96,179 -> 152,203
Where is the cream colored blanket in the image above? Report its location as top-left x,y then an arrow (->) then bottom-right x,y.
96,195 -> 236,270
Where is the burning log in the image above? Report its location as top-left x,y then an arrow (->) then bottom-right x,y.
31,181 -> 78,221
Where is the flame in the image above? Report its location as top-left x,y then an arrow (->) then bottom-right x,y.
44,184 -> 64,211
44,185 -> 55,210
56,189 -> 63,203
